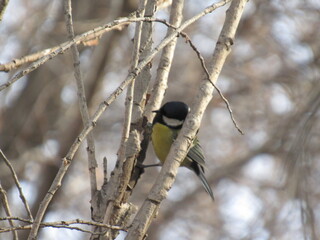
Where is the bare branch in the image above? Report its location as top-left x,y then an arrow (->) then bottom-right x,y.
0,149 -> 33,220
0,14 -> 142,90
63,0 -> 98,200
0,46 -> 60,72
125,0 -> 246,239
179,32 -> 244,134
0,218 -> 125,235
0,183 -> 18,240
0,0 -> 9,21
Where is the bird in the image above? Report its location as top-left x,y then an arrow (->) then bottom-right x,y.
151,101 -> 214,200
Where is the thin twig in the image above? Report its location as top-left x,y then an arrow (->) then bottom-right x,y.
0,14 -> 136,73
0,149 -> 33,220
0,15 -> 143,90
0,16 -> 177,89
0,46 -> 59,72
0,183 -> 18,240
0,217 -> 124,229
0,218 -> 126,235
180,32 -> 244,135
1,225 -> 99,235
63,0 -> 97,200
0,217 -> 31,222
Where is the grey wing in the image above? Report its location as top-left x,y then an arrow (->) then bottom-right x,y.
187,138 -> 214,200
186,138 -> 206,168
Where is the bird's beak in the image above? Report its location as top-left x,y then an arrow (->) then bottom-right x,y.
152,110 -> 159,113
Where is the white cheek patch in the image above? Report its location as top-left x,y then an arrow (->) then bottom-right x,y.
163,116 -> 184,127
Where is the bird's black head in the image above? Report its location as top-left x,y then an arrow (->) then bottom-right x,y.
153,101 -> 190,129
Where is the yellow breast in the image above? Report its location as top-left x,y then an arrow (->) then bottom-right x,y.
151,123 -> 174,163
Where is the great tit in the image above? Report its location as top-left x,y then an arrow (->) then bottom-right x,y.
151,101 -> 214,200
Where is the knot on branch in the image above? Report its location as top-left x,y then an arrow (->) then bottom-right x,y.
125,130 -> 141,157
185,114 -> 199,130
218,36 -> 234,51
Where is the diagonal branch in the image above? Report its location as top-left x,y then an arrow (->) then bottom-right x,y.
179,32 -> 244,134
0,183 -> 18,240
63,0 -> 98,201
125,1 -> 247,239
0,149 -> 33,220
0,0 -> 9,21
0,14 -> 141,90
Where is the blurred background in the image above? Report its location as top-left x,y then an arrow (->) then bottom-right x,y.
1,0 -> 320,239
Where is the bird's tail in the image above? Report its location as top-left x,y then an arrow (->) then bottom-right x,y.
197,168 -> 214,201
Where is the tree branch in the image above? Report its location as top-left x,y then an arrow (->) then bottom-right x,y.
0,183 -> 18,240
129,0 -> 186,198
0,0 -> 9,21
125,1 -> 247,239
63,0 -> 98,203
0,149 -> 33,220
179,31 -> 244,134
0,218 -> 125,235
98,0 -> 147,238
